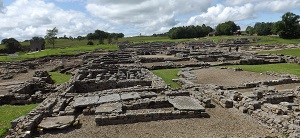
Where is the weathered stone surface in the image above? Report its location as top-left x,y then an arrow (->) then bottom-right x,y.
120,92 -> 141,101
168,96 -> 205,111
38,116 -> 75,129
95,102 -> 123,114
98,94 -> 121,104
73,96 -> 99,107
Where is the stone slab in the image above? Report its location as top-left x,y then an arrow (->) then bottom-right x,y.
98,94 -> 120,104
38,116 -> 75,129
73,96 -> 99,107
168,96 -> 205,111
95,102 -> 123,114
120,92 -> 141,101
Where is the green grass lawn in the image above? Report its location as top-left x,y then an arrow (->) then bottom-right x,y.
0,104 -> 38,136
0,44 -> 117,62
151,68 -> 181,88
119,36 -> 194,43
218,63 -> 300,76
49,72 -> 72,84
259,48 -> 300,57
199,35 -> 300,45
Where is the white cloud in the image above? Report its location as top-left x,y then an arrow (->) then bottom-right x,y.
255,0 -> 300,12
85,0 -> 213,35
188,4 -> 255,26
188,0 -> 300,28
0,0 -> 109,41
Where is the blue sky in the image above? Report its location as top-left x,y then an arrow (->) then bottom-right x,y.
1,0 -> 300,41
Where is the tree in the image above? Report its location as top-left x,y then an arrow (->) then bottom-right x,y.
278,12 -> 300,39
253,22 -> 273,35
45,27 -> 58,48
245,26 -> 254,35
272,21 -> 284,35
167,25 -> 213,39
1,38 -> 21,53
215,21 -> 240,35
107,34 -> 112,44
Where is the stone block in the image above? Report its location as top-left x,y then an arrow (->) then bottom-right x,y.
98,94 -> 121,104
95,102 -> 123,114
120,92 -> 141,101
168,96 -> 205,111
73,96 -> 99,108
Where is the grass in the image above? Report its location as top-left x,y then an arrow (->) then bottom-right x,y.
151,68 -> 181,88
119,36 -> 194,43
259,48 -> 300,57
49,72 -> 72,84
0,104 -> 38,136
198,35 -> 300,45
218,63 -> 300,76
0,44 -> 117,62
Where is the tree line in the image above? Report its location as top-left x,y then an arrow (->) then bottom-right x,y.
1,28 -> 124,53
246,12 -> 300,39
86,30 -> 124,45
168,12 -> 300,39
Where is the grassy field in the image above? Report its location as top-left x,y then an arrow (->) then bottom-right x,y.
218,63 -> 300,76
0,104 -> 38,136
199,35 -> 300,45
0,45 -> 117,62
151,68 -> 181,88
259,48 -> 300,57
49,72 -> 72,84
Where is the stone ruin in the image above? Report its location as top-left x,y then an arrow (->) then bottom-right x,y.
5,52 -> 211,138
3,39 -> 300,137
178,67 -> 300,137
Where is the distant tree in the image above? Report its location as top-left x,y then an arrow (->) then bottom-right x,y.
245,26 -> 255,35
2,38 -> 21,53
77,36 -> 84,41
87,41 -> 94,45
167,24 -> 213,39
98,38 -> 104,44
107,34 -> 112,44
278,12 -> 300,39
31,36 -> 45,45
253,22 -> 273,35
271,21 -> 284,35
215,21 -> 240,35
45,27 -> 58,48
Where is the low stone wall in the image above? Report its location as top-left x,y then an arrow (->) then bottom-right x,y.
73,79 -> 152,93
95,110 -> 206,126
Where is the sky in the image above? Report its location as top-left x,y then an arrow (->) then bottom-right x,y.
1,0 -> 300,41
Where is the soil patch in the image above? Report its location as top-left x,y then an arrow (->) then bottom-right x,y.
192,68 -> 282,87
39,104 -> 277,138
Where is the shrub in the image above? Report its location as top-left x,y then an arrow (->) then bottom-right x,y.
87,41 -> 94,45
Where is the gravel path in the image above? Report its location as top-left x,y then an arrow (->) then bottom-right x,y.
192,68 -> 282,87
39,104 -> 278,138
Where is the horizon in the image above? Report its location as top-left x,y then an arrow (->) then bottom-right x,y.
1,0 -> 300,41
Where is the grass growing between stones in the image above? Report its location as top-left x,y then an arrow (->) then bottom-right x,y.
218,63 -> 300,76
49,72 -> 72,84
0,104 -> 38,136
259,48 -> 300,57
151,68 -> 181,88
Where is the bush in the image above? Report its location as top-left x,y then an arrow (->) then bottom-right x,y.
87,41 -> 94,45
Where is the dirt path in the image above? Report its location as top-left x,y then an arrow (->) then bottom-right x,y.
192,68 -> 282,87
39,104 -> 278,138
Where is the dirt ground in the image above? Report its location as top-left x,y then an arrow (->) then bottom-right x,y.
138,54 -> 176,59
39,104 -> 278,138
143,61 -> 194,68
192,68 -> 282,87
0,58 -> 83,95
